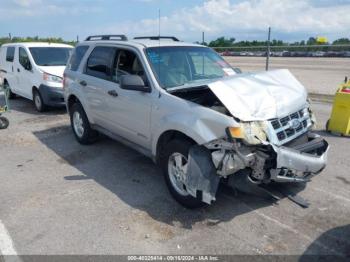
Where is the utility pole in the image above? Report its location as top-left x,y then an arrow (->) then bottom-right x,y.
202,31 -> 205,45
266,27 -> 271,71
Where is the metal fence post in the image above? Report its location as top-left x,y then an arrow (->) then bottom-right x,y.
266,27 -> 271,71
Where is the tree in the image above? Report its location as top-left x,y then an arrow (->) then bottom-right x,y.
333,38 -> 350,45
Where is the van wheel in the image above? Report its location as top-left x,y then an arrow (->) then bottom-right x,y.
0,116 -> 9,129
161,139 -> 205,208
4,82 -> 16,99
69,102 -> 98,145
33,89 -> 47,112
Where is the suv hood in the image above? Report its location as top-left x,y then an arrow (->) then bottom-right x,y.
37,66 -> 65,78
208,69 -> 308,121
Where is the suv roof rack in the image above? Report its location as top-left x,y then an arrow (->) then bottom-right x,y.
133,36 -> 179,42
85,35 -> 128,41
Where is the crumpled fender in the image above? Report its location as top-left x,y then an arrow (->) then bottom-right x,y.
151,106 -> 238,157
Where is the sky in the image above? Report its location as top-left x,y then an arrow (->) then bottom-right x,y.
0,0 -> 350,43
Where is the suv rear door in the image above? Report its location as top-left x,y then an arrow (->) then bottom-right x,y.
78,45 -> 117,127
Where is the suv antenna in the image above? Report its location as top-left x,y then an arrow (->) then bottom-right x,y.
158,8 -> 161,88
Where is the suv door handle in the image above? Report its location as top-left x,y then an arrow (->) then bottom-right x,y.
79,80 -> 87,86
108,90 -> 118,97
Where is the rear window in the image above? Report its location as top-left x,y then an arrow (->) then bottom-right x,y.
6,47 -> 15,62
68,45 -> 89,71
85,46 -> 116,80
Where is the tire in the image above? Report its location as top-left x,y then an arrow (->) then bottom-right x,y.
160,139 -> 205,208
4,81 -> 16,99
33,89 -> 47,112
69,102 -> 98,145
0,116 -> 9,129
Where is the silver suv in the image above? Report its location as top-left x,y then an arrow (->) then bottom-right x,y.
64,35 -> 329,208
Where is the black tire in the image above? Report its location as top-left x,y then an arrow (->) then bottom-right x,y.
326,119 -> 330,132
160,139 -> 205,208
0,116 -> 9,129
33,89 -> 47,112
69,102 -> 98,145
4,81 -> 16,99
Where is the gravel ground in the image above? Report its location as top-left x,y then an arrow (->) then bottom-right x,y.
0,97 -> 349,258
225,57 -> 350,96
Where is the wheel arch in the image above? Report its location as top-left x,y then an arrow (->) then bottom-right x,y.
155,130 -> 198,164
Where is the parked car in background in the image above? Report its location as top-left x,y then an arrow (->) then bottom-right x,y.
0,42 -> 73,112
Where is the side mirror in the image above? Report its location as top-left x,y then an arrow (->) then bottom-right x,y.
120,75 -> 151,93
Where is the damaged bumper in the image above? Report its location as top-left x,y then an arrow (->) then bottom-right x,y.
185,132 -> 328,204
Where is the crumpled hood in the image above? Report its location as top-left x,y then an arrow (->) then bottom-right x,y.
37,66 -> 65,78
208,69 -> 308,121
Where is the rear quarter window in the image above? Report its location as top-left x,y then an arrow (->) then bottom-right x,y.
6,47 -> 15,62
68,45 -> 89,71
85,46 -> 116,80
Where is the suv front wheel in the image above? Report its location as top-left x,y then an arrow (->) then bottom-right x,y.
70,103 -> 98,144
161,139 -> 204,209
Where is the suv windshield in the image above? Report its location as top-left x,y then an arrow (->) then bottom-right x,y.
145,46 -> 236,89
29,47 -> 72,66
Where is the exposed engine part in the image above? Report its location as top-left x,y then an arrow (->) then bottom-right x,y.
171,87 -> 231,116
249,151 -> 270,182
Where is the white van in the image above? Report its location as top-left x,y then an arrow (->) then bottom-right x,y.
0,42 -> 73,111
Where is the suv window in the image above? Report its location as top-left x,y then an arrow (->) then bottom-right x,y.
19,47 -> 32,70
112,49 -> 148,85
6,47 -> 15,62
68,45 -> 89,71
86,46 -> 116,80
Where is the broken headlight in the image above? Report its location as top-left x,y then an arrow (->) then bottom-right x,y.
227,122 -> 267,145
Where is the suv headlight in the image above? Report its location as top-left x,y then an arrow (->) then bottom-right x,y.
227,122 -> 267,145
43,72 -> 63,84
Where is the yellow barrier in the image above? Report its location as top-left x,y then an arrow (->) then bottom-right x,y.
327,81 -> 350,136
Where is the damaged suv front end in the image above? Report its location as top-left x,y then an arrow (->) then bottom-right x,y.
169,71 -> 329,205
146,45 -> 328,206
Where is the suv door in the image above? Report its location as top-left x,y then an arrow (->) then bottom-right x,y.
3,46 -> 17,93
105,48 -> 152,148
17,47 -> 33,98
79,46 -> 118,127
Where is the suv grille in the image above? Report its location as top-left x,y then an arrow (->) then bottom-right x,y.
267,108 -> 312,145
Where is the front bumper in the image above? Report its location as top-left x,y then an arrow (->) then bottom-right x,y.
38,84 -> 65,107
269,133 -> 329,182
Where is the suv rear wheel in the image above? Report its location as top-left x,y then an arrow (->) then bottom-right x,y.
70,102 -> 98,144
161,139 -> 204,208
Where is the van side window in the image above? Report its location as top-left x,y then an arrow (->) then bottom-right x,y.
19,47 -> 32,70
112,49 -> 148,85
68,45 -> 89,71
86,46 -> 116,80
6,47 -> 15,62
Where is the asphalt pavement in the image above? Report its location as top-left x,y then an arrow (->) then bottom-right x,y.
0,97 -> 349,257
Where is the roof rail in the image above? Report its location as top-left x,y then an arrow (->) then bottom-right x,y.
85,35 -> 128,41
133,36 -> 180,42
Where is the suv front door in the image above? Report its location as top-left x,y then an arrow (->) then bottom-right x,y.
105,48 -> 152,148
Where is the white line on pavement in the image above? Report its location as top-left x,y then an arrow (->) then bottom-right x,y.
0,220 -> 18,256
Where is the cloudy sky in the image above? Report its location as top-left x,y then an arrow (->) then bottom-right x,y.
0,0 -> 349,42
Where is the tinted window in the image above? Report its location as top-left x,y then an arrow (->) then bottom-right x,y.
29,47 -> 72,66
6,47 -> 15,62
19,47 -> 32,70
86,46 -> 116,80
68,45 -> 89,71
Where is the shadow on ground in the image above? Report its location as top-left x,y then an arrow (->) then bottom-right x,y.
33,126 -> 307,230
299,224 -> 350,261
